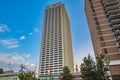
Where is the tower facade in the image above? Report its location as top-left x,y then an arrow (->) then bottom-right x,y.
85,0 -> 120,79
39,3 -> 74,79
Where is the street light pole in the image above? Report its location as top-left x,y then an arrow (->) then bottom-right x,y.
50,71 -> 51,80
47,68 -> 51,80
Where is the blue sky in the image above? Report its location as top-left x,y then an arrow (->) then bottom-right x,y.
0,0 -> 94,72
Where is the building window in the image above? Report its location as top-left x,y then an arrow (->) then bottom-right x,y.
102,42 -> 105,46
104,48 -> 108,54
96,21 -> 99,25
100,36 -> 104,41
94,17 -> 98,21
98,31 -> 102,35
97,26 -> 101,30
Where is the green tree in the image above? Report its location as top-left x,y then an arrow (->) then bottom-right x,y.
61,66 -> 72,80
80,54 -> 110,80
18,71 -> 40,80
96,54 -> 110,80
80,54 -> 97,80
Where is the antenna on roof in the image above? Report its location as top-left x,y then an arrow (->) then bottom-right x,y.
8,61 -> 11,70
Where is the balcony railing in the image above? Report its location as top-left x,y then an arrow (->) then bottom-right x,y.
103,0 -> 116,3
111,19 -> 120,25
113,24 -> 120,30
116,36 -> 120,41
115,29 -> 120,36
108,9 -> 120,15
104,1 -> 118,7
109,13 -> 120,20
105,5 -> 119,12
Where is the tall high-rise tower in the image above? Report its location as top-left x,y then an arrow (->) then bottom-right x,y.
85,0 -> 120,79
39,3 -> 74,79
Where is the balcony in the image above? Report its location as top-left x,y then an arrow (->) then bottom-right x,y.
109,13 -> 120,20
117,36 -> 120,45
117,36 -> 120,41
113,24 -> 120,30
108,9 -> 120,15
103,0 -> 116,3
105,5 -> 119,12
111,19 -> 120,25
104,1 -> 118,7
115,29 -> 120,36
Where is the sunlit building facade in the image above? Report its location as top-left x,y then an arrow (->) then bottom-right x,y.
39,2 -> 74,80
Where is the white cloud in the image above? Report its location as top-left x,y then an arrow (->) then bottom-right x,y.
23,54 -> 30,58
0,24 -> 10,32
0,52 -> 24,63
8,45 -> 19,48
12,53 -> 24,61
34,28 -> 39,33
0,53 -> 12,64
29,32 -> 33,35
20,36 -> 26,40
0,39 -> 19,48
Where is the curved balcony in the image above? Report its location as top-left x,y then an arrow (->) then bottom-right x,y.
109,13 -> 120,20
113,24 -> 120,30
108,9 -> 120,15
105,5 -> 119,12
117,36 -> 120,41
117,36 -> 120,45
118,41 -> 120,45
103,0 -> 116,3
111,19 -> 120,25
115,30 -> 120,36
104,1 -> 118,7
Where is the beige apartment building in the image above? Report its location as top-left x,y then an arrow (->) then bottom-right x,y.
39,2 -> 74,80
85,0 -> 120,79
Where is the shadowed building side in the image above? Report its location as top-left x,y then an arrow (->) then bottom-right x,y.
85,0 -> 120,80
